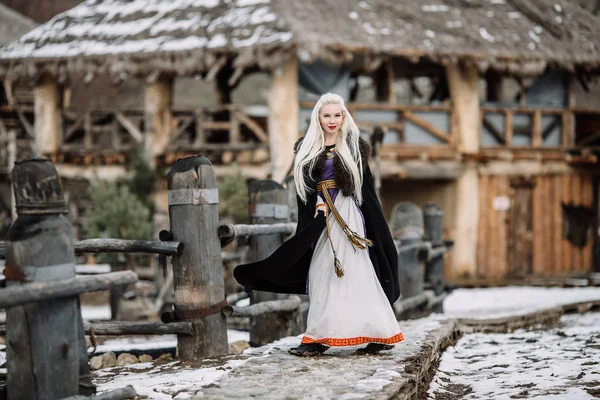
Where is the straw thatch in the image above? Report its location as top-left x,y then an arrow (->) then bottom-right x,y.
0,0 -> 599,80
0,3 -> 38,46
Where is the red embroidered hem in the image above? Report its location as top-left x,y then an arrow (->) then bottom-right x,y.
301,332 -> 404,347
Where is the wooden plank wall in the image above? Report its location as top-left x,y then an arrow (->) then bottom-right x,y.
477,173 -> 594,279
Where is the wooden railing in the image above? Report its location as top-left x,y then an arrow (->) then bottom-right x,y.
300,101 -> 454,146
59,106 -> 269,165
480,106 -> 569,149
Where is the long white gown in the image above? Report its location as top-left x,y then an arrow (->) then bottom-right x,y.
301,190 -> 404,347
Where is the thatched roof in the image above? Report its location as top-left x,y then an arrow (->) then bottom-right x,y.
0,3 -> 37,46
0,0 -> 599,80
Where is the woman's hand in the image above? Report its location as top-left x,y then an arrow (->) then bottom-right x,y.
315,203 -> 328,218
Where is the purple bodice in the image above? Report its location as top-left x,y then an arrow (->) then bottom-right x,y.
317,156 -> 339,203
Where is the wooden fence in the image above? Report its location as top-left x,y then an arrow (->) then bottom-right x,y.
0,154 -> 453,397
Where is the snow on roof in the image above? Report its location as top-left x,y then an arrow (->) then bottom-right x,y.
0,0 -> 599,80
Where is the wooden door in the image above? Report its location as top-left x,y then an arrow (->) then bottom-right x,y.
508,178 -> 535,278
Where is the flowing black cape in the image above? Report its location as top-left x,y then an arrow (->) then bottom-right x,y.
233,152 -> 400,304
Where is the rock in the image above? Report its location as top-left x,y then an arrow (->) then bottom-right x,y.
102,351 -> 117,368
116,353 -> 139,366
156,353 -> 173,363
229,341 -> 250,355
139,354 -> 153,363
90,355 -> 103,370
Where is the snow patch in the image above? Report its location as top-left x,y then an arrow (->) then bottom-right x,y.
425,29 -> 436,38
554,4 -> 563,13
348,11 -> 359,20
529,30 -> 541,43
422,5 -> 449,12
508,11 -> 521,18
479,27 -> 495,42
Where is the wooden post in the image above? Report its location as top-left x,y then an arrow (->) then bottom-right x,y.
33,74 -> 62,156
167,156 -> 228,359
446,61 -> 481,279
268,57 -> 299,183
144,76 -> 173,167
247,180 -> 302,345
5,157 -> 94,399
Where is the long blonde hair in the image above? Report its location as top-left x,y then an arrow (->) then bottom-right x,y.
294,93 -> 364,205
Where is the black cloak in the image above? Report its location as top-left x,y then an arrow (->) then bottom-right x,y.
233,138 -> 400,304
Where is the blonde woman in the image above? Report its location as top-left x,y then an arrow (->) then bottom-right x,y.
235,93 -> 403,356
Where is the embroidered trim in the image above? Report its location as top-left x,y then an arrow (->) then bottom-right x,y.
301,332 -> 404,347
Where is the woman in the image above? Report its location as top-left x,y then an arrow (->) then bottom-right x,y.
234,93 -> 403,356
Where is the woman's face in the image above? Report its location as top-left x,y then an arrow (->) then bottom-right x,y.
319,103 -> 344,136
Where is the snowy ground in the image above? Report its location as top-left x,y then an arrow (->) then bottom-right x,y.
428,311 -> 600,400
443,286 -> 600,319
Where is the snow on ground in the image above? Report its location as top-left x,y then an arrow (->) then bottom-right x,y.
95,330 -> 249,354
443,286 -> 600,319
428,311 -> 600,400
94,315 -> 447,399
0,304 -> 111,323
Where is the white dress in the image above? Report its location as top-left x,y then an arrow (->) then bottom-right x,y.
301,191 -> 404,347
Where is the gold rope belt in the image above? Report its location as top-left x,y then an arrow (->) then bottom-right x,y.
316,179 -> 373,278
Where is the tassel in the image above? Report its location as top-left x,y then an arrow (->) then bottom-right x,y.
334,257 -> 344,278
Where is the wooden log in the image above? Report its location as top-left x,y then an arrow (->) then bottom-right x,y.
83,321 -> 193,336
223,296 -> 302,317
246,180 -> 302,345
34,74 -> 61,155
532,110 -> 542,147
226,291 -> 249,305
167,155 -> 228,359
59,385 -> 137,400
404,110 -> 453,144
0,271 -> 138,309
5,157 -> 92,399
446,62 -> 480,153
75,239 -> 182,255
268,56 -> 299,183
504,110 -> 513,146
115,112 -> 143,144
217,223 -> 296,240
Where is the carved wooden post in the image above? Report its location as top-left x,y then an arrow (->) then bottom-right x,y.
247,180 -> 302,345
5,157 -> 94,399
167,156 -> 228,359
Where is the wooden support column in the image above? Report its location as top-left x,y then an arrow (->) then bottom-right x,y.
167,156 -> 228,359
144,76 -> 173,167
34,74 -> 62,156
447,61 -> 481,279
268,57 -> 299,183
246,180 -> 302,345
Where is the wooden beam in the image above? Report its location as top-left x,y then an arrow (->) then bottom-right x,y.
532,110 -> 542,147
33,75 -> 61,155
404,110 -> 453,144
541,115 -> 561,139
504,110 -> 513,146
482,116 -> 506,145
194,111 -> 206,146
268,57 -> 299,183
115,112 -> 143,144
229,112 -> 241,144
63,114 -> 84,143
233,109 -> 268,142
387,59 -> 396,105
83,112 -> 92,150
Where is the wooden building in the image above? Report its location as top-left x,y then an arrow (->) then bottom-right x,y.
1,0 -> 600,282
